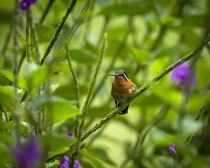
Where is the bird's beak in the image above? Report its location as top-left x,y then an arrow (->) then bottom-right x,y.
108,74 -> 119,76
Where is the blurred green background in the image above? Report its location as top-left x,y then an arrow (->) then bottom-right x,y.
0,0 -> 210,167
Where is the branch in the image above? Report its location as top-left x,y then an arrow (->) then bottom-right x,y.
80,36 -> 210,142
40,0 -> 78,65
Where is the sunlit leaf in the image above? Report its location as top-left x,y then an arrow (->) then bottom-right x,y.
30,96 -> 81,123
35,23 -> 55,43
53,84 -> 88,99
69,49 -> 97,65
22,63 -> 50,90
150,84 -> 183,107
42,134 -> 75,157
81,150 -> 108,168
131,48 -> 152,65
180,115 -> 203,136
171,26 -> 200,48
0,70 -> 28,90
0,86 -> 14,110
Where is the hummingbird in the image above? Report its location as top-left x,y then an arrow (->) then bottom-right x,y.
108,69 -> 136,115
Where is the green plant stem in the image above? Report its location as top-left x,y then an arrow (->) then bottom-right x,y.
65,42 -> 80,137
64,0 -> 95,47
39,0 -> 56,23
79,33 -> 106,136
17,0 -> 56,74
1,22 -> 13,57
30,10 -> 41,64
26,10 -> 32,62
40,0 -> 78,65
80,36 -> 210,142
13,0 -> 20,143
69,33 -> 106,167
65,43 -> 80,109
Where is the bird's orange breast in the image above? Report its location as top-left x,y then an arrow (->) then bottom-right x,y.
111,76 -> 136,103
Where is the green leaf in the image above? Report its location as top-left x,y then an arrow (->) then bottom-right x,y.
89,106 -> 113,118
53,84 -> 88,99
22,63 -> 50,90
35,23 -> 55,43
107,27 -> 128,41
180,115 -> 203,136
133,94 -> 162,106
150,84 -> 183,107
183,14 -> 209,27
131,48 -> 152,65
171,26 -> 200,48
30,96 -> 81,123
0,144 -> 12,165
99,2 -> 150,16
187,92 -> 210,114
0,85 -> 14,110
0,70 -> 28,90
42,134 -> 75,157
160,16 -> 178,25
70,49 -> 97,65
81,150 -> 108,168
46,160 -> 60,168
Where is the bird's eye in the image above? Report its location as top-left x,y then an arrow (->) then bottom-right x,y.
122,73 -> 128,80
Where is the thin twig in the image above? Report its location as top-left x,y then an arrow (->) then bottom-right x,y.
69,33 -> 107,167
65,42 -> 80,137
30,10 -> 41,64
39,0 -> 56,23
65,42 -> 80,109
1,22 -> 13,57
26,10 -> 32,62
40,0 -> 78,65
13,0 -> 20,143
17,0 -> 56,73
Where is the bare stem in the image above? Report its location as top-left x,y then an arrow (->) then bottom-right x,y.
65,42 -> 80,137
40,0 -> 78,65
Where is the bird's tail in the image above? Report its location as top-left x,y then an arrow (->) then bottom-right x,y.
119,105 -> 129,115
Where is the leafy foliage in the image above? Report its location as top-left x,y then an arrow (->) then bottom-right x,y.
0,0 -> 210,167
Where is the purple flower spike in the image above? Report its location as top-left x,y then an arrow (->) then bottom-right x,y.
74,160 -> 81,168
67,131 -> 73,138
168,142 -> 176,154
11,137 -> 41,168
19,0 -> 31,11
58,156 -> 70,168
170,62 -> 196,87
28,0 -> 38,4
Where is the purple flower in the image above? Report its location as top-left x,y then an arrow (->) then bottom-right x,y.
82,130 -> 85,135
19,0 -> 31,11
19,0 -> 38,11
58,156 -> 81,168
11,137 -> 41,168
170,62 -> 196,86
74,160 -> 81,168
67,131 -> 73,138
28,0 -> 38,4
168,142 -> 176,154
58,156 -> 70,168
